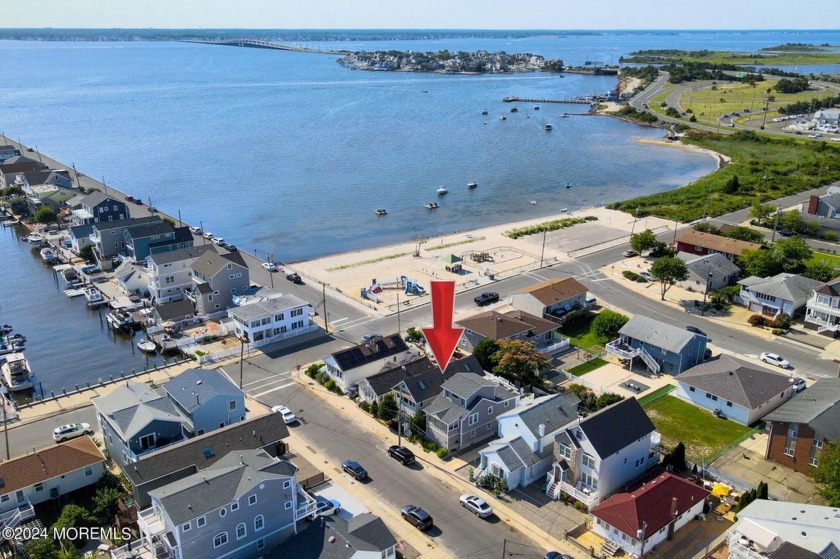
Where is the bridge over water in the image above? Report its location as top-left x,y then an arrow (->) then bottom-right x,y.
185,39 -> 347,55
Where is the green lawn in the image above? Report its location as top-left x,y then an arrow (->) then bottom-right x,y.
807,251 -> 840,269
643,395 -> 752,461
559,314 -> 605,352
638,384 -> 676,406
566,358 -> 608,377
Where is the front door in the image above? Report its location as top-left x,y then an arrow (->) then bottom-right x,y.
15,490 -> 25,504
139,433 -> 155,451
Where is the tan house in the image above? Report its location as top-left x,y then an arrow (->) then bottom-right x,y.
456,309 -> 569,354
510,277 -> 588,322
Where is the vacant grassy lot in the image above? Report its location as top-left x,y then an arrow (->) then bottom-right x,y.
643,395 -> 752,460
609,130 -> 840,222
560,313 -> 604,352
680,82 -> 819,127
622,50 -> 840,66
566,358 -> 608,377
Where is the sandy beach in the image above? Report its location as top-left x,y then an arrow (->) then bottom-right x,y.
633,136 -> 731,169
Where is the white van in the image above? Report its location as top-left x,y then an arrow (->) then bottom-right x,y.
585,295 -> 597,309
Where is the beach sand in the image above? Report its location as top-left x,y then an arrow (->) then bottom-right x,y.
633,136 -> 731,169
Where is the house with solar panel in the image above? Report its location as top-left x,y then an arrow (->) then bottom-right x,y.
323,334 -> 416,393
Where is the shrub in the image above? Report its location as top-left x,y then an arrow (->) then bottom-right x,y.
34,206 -> 57,224
324,379 -> 336,390
592,310 -> 630,343
573,501 -> 588,512
772,313 -> 792,330
622,270 -> 648,282
435,447 -> 449,459
405,327 -> 425,342
748,314 -> 770,327
358,401 -> 371,413
305,363 -> 322,378
315,371 -> 329,385
772,328 -> 784,335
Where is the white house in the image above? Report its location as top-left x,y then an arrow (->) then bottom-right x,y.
0,437 -> 105,527
324,334 -> 416,392
228,293 -> 317,347
675,355 -> 796,425
545,398 -> 659,507
737,273 -> 821,318
804,276 -> 840,336
477,393 -> 580,491
727,500 -> 840,559
147,245 -> 217,304
591,472 -> 709,557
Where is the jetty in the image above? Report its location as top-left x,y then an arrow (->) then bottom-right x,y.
184,39 -> 347,55
502,96 -> 597,105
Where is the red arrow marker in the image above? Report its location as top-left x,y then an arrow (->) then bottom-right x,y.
422,281 -> 464,373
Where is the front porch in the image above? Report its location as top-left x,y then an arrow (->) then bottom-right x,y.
111,507 -> 173,559
545,463 -> 599,507
605,339 -> 660,374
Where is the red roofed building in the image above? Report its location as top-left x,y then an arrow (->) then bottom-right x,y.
590,472 -> 709,556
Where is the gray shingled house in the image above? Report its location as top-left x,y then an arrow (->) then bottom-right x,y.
162,368 -> 246,436
606,315 -> 707,375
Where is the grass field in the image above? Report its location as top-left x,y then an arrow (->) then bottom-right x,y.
643,395 -> 752,460
560,314 -> 605,352
807,251 -> 840,269
566,358 -> 608,377
622,50 -> 840,66
678,82 -> 824,127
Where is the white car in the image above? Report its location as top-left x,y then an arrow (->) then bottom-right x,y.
791,377 -> 806,392
189,226 -> 202,235
308,497 -> 341,520
261,262 -> 278,272
271,405 -> 297,424
639,271 -> 654,282
459,494 -> 493,518
760,352 -> 790,369
53,422 -> 92,442
831,137 -> 840,143
202,231 -> 214,240
211,237 -> 225,245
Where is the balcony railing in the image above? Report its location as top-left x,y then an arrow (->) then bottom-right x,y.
605,339 -> 640,359
0,498 -> 35,539
296,490 -> 318,521
138,508 -> 167,538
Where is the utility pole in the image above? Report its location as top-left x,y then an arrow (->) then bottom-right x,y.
239,339 -> 245,389
501,538 -> 506,559
630,204 -> 641,237
539,229 -> 547,267
322,283 -> 329,334
771,203 -> 782,242
267,252 -> 275,289
101,176 -> 108,195
3,397 -> 9,460
396,290 -> 401,336
200,221 -> 205,245
177,210 -> 182,228
701,270 -> 713,317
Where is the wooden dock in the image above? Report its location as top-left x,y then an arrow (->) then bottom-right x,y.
503,96 -> 596,105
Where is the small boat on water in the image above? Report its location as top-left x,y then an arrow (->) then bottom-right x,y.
84,286 -> 103,303
2,219 -> 19,227
25,232 -> 43,244
481,110 -> 489,115
374,209 -> 388,216
510,107 -> 518,113
137,339 -> 157,354
530,200 -> 538,205
0,325 -> 11,336
500,115 -> 507,121
436,186 -> 448,195
1,353 -> 34,392
534,106 -> 540,110
106,309 -> 137,332
467,182 -> 478,189
61,267 -> 81,285
560,208 -> 569,213
40,247 -> 58,263
424,202 -> 440,209
545,124 -> 553,131
565,182 -> 572,189
561,113 -> 570,118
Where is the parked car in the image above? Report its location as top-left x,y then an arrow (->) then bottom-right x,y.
271,405 -> 297,424
211,237 -> 225,246
760,352 -> 790,369
189,226 -> 202,235
685,325 -> 708,338
124,195 -> 135,202
777,229 -> 795,237
387,445 -> 415,465
545,553 -> 573,559
132,197 -> 143,205
226,244 -> 238,252
261,262 -> 278,272
147,206 -> 157,213
704,348 -> 713,360
639,271 -> 654,282
474,292 -> 499,306
203,231 -> 214,240
361,333 -> 383,343
286,272 -> 303,284
341,460 -> 368,480
307,497 -> 341,520
622,249 -> 638,258
53,422 -> 92,443
459,494 -> 493,518
401,505 -> 433,531
791,377 -> 806,392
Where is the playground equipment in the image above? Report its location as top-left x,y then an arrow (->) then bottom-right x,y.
404,279 -> 426,296
362,276 -> 426,301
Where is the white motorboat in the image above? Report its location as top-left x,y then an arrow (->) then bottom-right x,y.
1,352 -> 34,392
137,339 -> 157,354
106,309 -> 137,332
25,232 -> 43,244
61,267 -> 81,285
467,182 -> 478,189
424,202 -> 439,209
84,286 -> 103,303
40,247 -> 58,263
436,186 -> 448,195
374,209 -> 388,216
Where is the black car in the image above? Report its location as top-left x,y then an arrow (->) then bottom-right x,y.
401,505 -> 433,531
778,229 -> 795,237
685,325 -> 708,337
286,273 -> 303,284
545,553 -> 573,559
474,292 -> 499,306
387,445 -> 415,465
341,460 -> 368,480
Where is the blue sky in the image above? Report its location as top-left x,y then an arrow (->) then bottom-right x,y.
5,0 -> 837,29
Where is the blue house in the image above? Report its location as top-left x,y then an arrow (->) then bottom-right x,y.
606,315 -> 707,375
162,368 -> 246,436
70,191 -> 129,226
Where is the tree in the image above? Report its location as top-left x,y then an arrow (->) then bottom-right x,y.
20,538 -> 61,559
723,175 -> 740,194
377,393 -> 398,423
492,339 -> 548,387
34,206 -> 57,224
693,222 -> 721,235
779,210 -> 806,234
92,486 -> 123,524
724,226 -> 764,244
370,399 -> 379,418
595,392 -> 624,410
756,480 -> 769,500
10,196 -> 29,216
812,440 -> 840,506
650,257 -> 689,300
774,236 -> 812,270
472,338 -> 500,372
79,245 -> 94,262
408,411 -> 426,438
672,442 -> 687,471
630,229 -> 658,254
51,504 -> 91,552
739,248 -> 783,277
592,310 -> 629,342
749,199 -> 774,225
805,261 -> 840,283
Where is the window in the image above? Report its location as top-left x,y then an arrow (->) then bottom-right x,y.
257,539 -> 265,551
229,400 -> 237,411
726,401 -> 733,407
254,515 -> 264,531
0,496 -> 7,503
689,386 -> 695,392
197,516 -> 206,528
814,438 -> 824,449
470,429 -> 477,438
275,313 -> 285,321
213,533 -> 228,548
285,500 -> 292,510
182,522 -> 191,533
468,413 -> 478,426
227,263 -> 232,270
291,308 -> 303,317
219,508 -> 227,518
487,406 -> 493,415
34,483 -> 44,493
249,495 -> 257,506
236,523 -> 247,540
283,480 -> 291,489
582,454 -> 596,469
487,422 -> 493,430
231,502 -> 239,512
84,465 -> 93,476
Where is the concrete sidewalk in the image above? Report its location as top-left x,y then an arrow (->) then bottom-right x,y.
289,373 -> 587,559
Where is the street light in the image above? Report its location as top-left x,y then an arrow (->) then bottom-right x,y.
701,269 -> 713,317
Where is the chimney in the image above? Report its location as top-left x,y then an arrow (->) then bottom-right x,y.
671,497 -> 679,517
240,454 -> 244,465
807,195 -> 819,215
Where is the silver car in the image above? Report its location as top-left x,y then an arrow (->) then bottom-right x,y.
459,494 -> 493,518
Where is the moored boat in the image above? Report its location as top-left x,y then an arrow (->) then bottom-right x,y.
1,353 -> 34,392
84,286 -> 103,303
25,232 -> 43,244
565,182 -> 572,189
500,115 -> 506,121
436,186 -> 448,195
374,209 -> 388,216
61,267 -> 81,285
40,247 -> 58,263
106,309 -> 137,332
137,339 -> 157,354
510,107 -> 518,113
467,182 -> 478,189
545,124 -> 553,131
481,110 -> 489,115
424,202 -> 439,209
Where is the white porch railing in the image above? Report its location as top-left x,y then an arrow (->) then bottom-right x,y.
538,338 -> 571,355
251,323 -> 321,348
296,490 -> 318,521
0,499 -> 35,536
138,508 -> 167,538
605,339 -> 639,359
637,346 -> 660,374
557,480 -> 599,506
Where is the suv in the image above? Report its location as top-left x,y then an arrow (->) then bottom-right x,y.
685,325 -> 708,338
387,445 -> 415,465
474,292 -> 499,306
53,422 -> 92,443
401,505 -> 433,531
341,460 -> 368,480
286,272 -> 303,284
